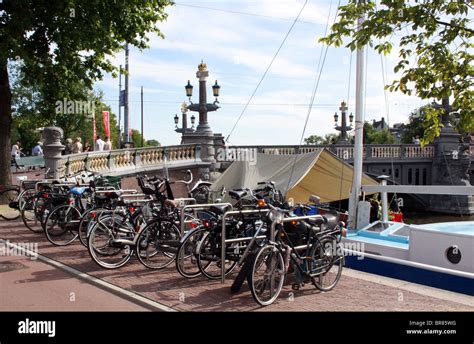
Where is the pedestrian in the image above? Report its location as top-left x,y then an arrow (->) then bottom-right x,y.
413,135 -> 420,145
103,136 -> 112,150
11,140 -> 22,158
64,138 -> 73,154
32,142 -> 43,156
83,141 -> 91,152
72,137 -> 83,154
95,135 -> 105,151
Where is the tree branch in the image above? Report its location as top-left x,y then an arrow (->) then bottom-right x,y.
435,19 -> 474,34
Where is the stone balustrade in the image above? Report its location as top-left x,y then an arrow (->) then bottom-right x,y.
55,144 -> 200,178
51,142 -> 472,179
230,144 -> 441,162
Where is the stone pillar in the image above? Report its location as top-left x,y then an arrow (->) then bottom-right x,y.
42,126 -> 65,179
196,62 -> 211,133
429,110 -> 474,214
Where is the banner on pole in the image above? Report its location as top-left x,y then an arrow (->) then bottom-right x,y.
119,90 -> 125,106
93,113 -> 97,142
102,111 -> 110,138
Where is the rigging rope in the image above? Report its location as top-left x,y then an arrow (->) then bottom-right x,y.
225,0 -> 309,143
283,0 -> 341,196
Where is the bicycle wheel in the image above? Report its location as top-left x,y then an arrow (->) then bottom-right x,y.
21,194 -> 44,233
175,227 -> 210,278
78,207 -> 106,247
44,205 -> 81,246
87,214 -> 134,269
136,218 -> 181,269
249,244 -> 285,306
18,189 -> 35,213
0,188 -> 20,220
310,237 -> 344,292
196,231 -> 238,280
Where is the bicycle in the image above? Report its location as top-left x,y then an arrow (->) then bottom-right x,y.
248,202 -> 345,306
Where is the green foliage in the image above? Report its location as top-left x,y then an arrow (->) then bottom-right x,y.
1,0 -> 173,116
320,0 -> 474,141
303,133 -> 340,145
131,129 -> 143,148
11,63 -> 120,151
0,0 -> 173,183
130,129 -> 160,148
146,139 -> 161,147
363,122 -> 395,144
304,135 -> 324,144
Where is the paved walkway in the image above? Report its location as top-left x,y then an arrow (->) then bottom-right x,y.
0,255 -> 149,311
0,219 -> 472,312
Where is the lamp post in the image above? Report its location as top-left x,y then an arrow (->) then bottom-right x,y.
334,101 -> 353,144
176,61 -> 220,133
175,102 -> 196,133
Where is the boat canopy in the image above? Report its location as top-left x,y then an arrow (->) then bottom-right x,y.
211,149 -> 377,203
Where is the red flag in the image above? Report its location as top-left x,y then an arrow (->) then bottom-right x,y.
93,113 -> 97,141
102,111 -> 110,138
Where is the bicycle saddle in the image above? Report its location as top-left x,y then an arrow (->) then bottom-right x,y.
321,212 -> 339,231
70,187 -> 87,196
229,189 -> 247,200
210,204 -> 231,215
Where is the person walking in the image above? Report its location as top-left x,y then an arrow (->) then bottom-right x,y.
64,138 -> 73,155
11,140 -> 22,158
104,137 -> 112,150
95,136 -> 105,151
72,137 -> 83,154
83,141 -> 91,152
32,142 -> 43,156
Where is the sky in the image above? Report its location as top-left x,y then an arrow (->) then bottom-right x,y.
96,0 -> 429,146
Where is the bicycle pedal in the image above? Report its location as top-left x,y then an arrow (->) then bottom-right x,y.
291,283 -> 300,291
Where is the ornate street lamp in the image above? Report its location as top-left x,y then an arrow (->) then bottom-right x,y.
182,61 -> 220,133
334,101 -> 353,144
185,80 -> 193,101
175,102 -> 193,133
174,114 -> 179,128
212,80 -> 220,102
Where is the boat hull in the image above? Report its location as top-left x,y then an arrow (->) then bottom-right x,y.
344,255 -> 474,296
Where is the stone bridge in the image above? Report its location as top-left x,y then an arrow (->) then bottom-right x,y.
42,126 -> 473,214
49,142 -> 473,189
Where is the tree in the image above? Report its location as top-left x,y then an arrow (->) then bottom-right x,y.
146,139 -> 161,147
321,0 -> 473,145
304,135 -> 324,145
11,62 -> 120,151
363,122 -> 395,144
131,129 -> 143,148
0,0 -> 172,185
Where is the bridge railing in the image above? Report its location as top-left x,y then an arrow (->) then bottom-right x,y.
228,144 -> 437,161
57,144 -> 201,177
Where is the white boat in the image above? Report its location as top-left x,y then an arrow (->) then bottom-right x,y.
340,13 -> 474,296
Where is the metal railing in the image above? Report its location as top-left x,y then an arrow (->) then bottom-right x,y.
179,203 -> 233,235
220,208 -> 270,283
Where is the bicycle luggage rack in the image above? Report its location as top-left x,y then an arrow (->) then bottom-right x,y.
220,208 -> 270,283
179,203 -> 233,235
269,215 -> 324,241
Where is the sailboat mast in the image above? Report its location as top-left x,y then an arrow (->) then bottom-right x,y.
348,13 -> 366,230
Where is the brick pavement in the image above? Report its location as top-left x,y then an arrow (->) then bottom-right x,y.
0,219 -> 472,312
